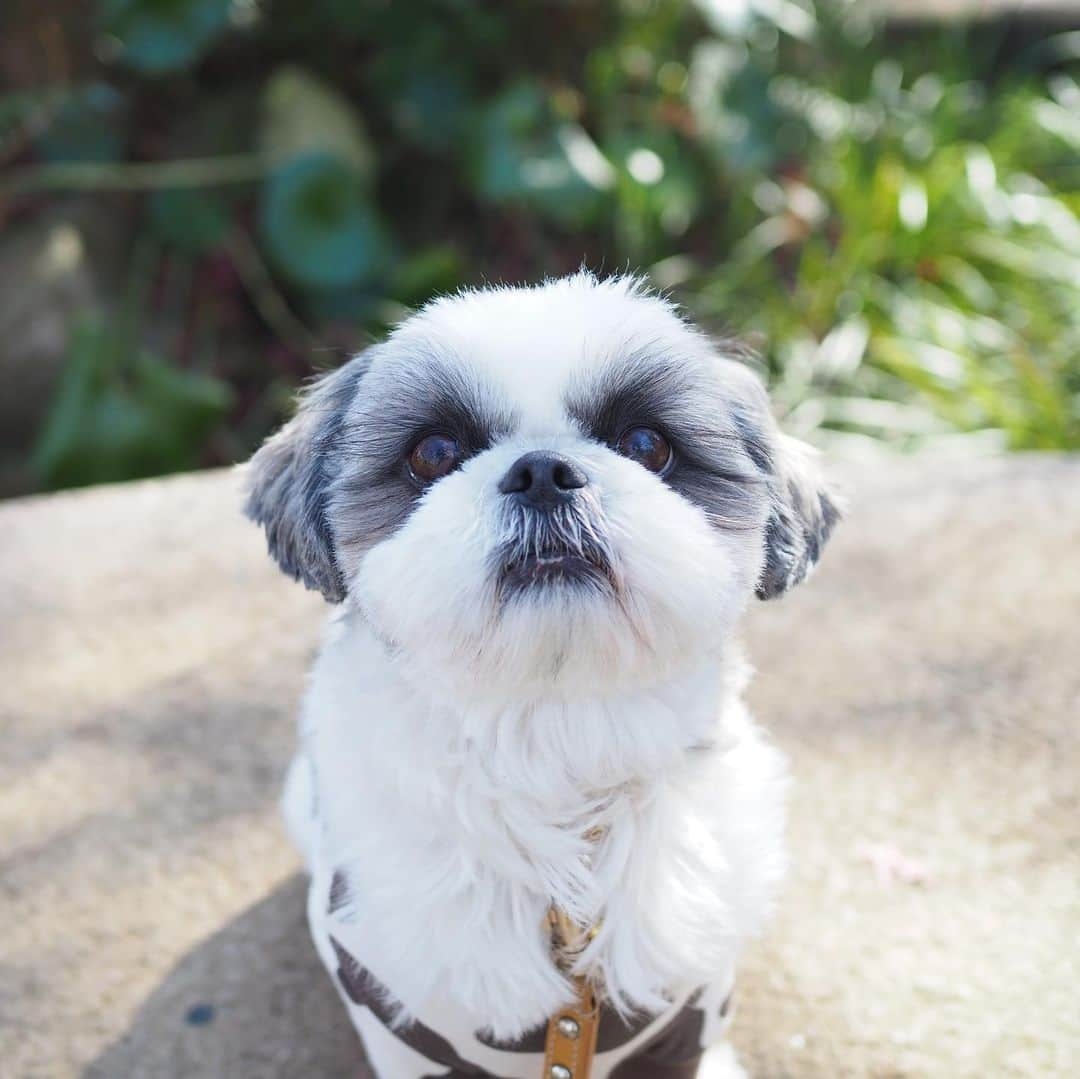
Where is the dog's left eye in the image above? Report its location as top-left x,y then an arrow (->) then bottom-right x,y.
408,433 -> 462,484
616,427 -> 672,474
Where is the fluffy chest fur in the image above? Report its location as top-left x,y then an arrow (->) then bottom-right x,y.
247,274 -> 839,1068
287,614 -> 787,1041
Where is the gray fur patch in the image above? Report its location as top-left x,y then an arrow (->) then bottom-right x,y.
566,343 -> 838,598
247,344 -> 517,602
566,347 -> 768,533
244,354 -> 371,601
725,370 -> 840,599
328,346 -> 517,568
756,474 -> 840,599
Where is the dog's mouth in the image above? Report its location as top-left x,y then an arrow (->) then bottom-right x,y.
498,543 -> 614,597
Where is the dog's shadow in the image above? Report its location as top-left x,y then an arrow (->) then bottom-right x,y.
85,874 -> 370,1079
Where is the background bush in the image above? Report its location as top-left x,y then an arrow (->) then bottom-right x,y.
2,0 -> 1078,494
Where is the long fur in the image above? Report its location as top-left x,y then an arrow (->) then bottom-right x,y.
251,272 -> 838,1054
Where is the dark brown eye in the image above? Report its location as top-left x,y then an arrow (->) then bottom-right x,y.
616,427 -> 672,474
408,434 -> 462,484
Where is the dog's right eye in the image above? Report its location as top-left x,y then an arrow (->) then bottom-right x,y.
616,426 -> 673,475
408,434 -> 462,484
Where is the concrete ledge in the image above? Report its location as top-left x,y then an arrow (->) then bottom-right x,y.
1,456 -> 1077,1077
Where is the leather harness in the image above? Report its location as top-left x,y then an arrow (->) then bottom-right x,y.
542,905 -> 601,1079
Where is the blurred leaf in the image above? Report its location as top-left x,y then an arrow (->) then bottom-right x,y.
33,84 -> 127,164
259,151 -> 389,289
1032,99 -> 1080,151
0,89 -> 47,144
33,317 -> 232,488
391,71 -> 470,150
391,246 -> 467,307
260,66 -> 375,180
148,188 -> 231,251
466,82 -> 606,227
815,317 -> 870,378
691,46 -> 793,173
102,0 -> 232,74
693,0 -> 816,41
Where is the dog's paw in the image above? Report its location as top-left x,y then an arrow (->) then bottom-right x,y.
698,1042 -> 750,1079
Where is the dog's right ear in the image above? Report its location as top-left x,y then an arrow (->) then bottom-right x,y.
244,353 -> 370,602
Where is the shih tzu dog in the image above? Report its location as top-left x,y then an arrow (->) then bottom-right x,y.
246,273 -> 838,1078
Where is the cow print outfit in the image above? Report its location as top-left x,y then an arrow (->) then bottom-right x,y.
308,866 -> 735,1078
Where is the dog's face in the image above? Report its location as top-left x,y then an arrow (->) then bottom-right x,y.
247,274 -> 837,698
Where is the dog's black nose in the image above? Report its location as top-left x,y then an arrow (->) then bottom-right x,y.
498,451 -> 588,510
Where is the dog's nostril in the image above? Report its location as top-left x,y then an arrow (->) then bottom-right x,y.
498,463 -> 532,494
498,452 -> 588,506
552,461 -> 585,490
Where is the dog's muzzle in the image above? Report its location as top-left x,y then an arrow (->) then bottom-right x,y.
499,543 -> 613,595
494,450 -> 616,599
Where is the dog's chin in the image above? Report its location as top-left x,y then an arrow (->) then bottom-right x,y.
498,547 -> 615,600
356,530 -> 735,701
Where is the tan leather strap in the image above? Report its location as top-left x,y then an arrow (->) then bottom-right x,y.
543,830 -> 605,1079
542,977 -> 600,1079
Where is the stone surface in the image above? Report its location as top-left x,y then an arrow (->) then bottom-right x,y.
0,456 -> 1077,1078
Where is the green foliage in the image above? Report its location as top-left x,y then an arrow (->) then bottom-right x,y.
13,0 -> 1080,493
260,66 -> 375,178
34,317 -> 232,489
260,152 -> 388,289
676,17 -> 1080,450
34,84 -> 128,164
254,66 -> 389,288
466,82 -> 609,228
102,0 -> 232,75
148,187 -> 230,251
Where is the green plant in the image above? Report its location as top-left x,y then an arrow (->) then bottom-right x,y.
673,12 -> 1080,450
32,241 -> 233,489
5,0 -> 1079,494
101,0 -> 233,74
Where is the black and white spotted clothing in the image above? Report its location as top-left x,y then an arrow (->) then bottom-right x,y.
306,863 -> 736,1079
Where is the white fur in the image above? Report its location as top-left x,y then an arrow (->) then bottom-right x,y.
265,274 -> 824,1062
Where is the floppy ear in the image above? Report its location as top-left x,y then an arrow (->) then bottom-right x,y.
724,362 -> 840,600
244,354 -> 369,602
755,432 -> 840,600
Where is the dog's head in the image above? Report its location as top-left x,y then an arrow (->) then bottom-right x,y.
247,274 -> 838,697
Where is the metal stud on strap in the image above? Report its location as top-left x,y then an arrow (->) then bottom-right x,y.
556,1016 -> 580,1039
542,978 -> 598,1079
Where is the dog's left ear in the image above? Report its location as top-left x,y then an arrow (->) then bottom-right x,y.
244,353 -> 370,602
725,363 -> 840,600
755,432 -> 841,600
